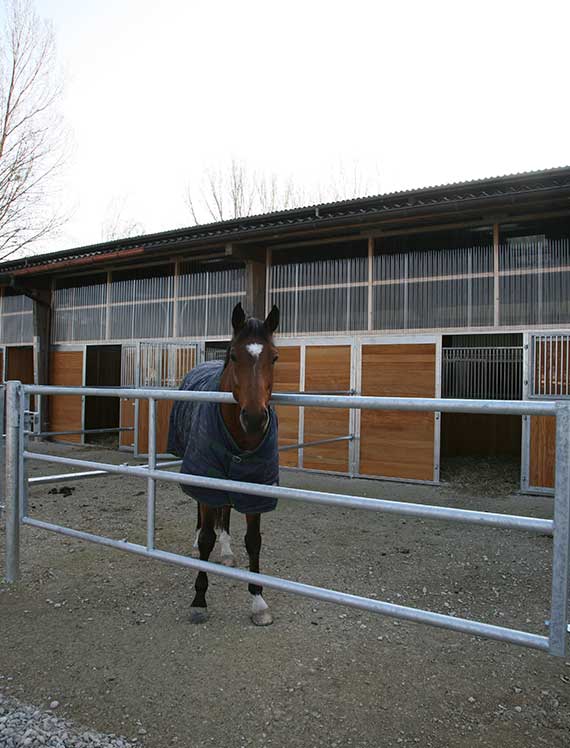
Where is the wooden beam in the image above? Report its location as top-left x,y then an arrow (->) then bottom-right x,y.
225,242 -> 266,263
244,257 -> 267,320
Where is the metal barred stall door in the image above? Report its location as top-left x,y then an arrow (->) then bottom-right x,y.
135,342 -> 198,456
4,380 -> 570,657
523,333 -> 570,493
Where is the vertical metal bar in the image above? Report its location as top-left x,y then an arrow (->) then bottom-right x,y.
0,384 -> 4,513
18,388 -> 28,520
493,223 -> 500,327
549,401 -> 570,656
367,238 -> 373,331
173,259 -> 180,339
5,381 -> 21,582
433,336 -> 442,482
147,397 -> 157,550
265,248 -> 272,317
105,270 -> 112,341
546,335 -> 552,395
403,254 -> 409,330
298,344 -> 306,469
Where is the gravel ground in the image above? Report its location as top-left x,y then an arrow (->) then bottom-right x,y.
1,443 -> 570,748
0,693 -> 133,747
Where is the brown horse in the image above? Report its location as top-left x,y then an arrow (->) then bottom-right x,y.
168,302 -> 280,625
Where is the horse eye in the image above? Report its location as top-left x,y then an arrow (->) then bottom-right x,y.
272,355 -> 279,364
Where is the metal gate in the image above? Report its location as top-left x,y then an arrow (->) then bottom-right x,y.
522,333 -> 570,493
120,342 -> 198,454
4,381 -> 570,657
442,347 -> 523,400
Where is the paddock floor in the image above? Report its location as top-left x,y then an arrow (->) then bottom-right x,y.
1,443 -> 569,748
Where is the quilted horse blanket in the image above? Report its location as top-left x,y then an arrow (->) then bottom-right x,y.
167,361 -> 279,513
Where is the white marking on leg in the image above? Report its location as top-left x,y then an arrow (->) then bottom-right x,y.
219,530 -> 233,557
251,594 -> 269,614
246,343 -> 263,359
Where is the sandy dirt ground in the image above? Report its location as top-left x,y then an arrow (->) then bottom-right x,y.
1,443 -> 569,748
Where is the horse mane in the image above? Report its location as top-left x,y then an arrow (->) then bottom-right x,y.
223,318 -> 272,369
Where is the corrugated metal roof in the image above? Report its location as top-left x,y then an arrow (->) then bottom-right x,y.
2,165 -> 570,274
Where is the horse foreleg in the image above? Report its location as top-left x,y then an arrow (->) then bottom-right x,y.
245,513 -> 273,626
190,504 -> 216,623
191,501 -> 201,558
218,505 -> 235,567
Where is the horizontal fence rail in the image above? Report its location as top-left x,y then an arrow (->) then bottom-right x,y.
4,380 -> 570,658
23,384 -> 557,416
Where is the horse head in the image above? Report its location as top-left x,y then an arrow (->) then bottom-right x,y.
224,302 -> 280,435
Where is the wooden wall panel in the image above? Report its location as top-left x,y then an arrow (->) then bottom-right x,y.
6,346 -> 34,383
49,351 -> 84,443
303,346 -> 351,472
273,346 -> 300,468
138,398 -> 174,455
529,415 -> 555,489
360,344 -> 436,480
120,399 -> 135,448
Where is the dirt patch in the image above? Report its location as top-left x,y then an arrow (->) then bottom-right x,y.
1,444 -> 569,748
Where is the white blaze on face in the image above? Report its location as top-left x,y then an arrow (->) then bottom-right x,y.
246,343 -> 263,360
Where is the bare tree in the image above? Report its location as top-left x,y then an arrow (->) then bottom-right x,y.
0,0 -> 68,262
185,159 -> 381,225
101,195 -> 144,241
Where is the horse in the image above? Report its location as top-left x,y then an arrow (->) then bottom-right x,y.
167,302 -> 280,626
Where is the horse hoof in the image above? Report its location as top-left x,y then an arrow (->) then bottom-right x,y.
220,554 -> 236,567
251,609 -> 273,626
190,607 -> 209,624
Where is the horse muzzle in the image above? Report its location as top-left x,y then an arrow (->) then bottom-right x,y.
239,407 -> 269,435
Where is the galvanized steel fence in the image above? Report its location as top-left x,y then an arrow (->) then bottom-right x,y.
3,381 -> 570,657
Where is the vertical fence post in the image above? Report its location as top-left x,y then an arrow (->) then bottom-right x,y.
146,397 -> 157,550
19,388 -> 29,520
5,381 -> 21,583
0,384 -> 5,516
549,401 -> 570,656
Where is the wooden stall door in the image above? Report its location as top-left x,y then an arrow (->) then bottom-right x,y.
49,350 -> 84,443
6,346 -> 34,383
303,346 -> 351,473
120,399 -> 135,448
359,344 -> 437,481
138,399 -> 173,455
529,416 -> 555,489
273,346 -> 301,468
527,335 -> 569,490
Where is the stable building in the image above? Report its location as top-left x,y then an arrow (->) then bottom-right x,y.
1,165 -> 569,494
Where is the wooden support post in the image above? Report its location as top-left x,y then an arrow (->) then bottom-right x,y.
32,288 -> 52,433
245,256 -> 267,320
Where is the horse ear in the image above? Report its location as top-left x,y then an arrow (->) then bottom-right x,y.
232,302 -> 246,333
264,305 -> 279,334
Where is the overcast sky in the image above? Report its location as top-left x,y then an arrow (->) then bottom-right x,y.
31,0 -> 570,253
